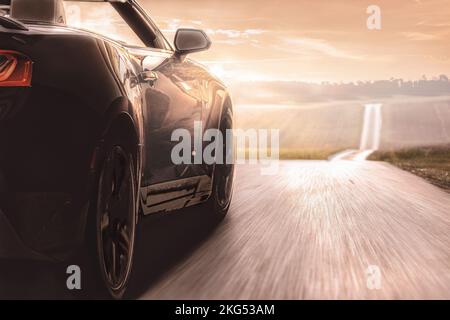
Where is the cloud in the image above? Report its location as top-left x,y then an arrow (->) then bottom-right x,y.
402,32 -> 439,41
204,28 -> 266,39
282,37 -> 363,60
158,18 -> 267,41
416,21 -> 450,28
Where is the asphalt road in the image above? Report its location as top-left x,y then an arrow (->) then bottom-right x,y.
0,160 -> 449,299
139,161 -> 450,299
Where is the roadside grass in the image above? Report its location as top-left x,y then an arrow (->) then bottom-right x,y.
237,148 -> 343,160
278,148 -> 342,160
369,145 -> 450,192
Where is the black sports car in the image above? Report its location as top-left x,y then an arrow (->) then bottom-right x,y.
0,0 -> 234,298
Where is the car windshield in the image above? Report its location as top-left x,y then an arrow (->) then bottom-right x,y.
63,1 -> 145,47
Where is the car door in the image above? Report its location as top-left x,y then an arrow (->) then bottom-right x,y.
140,50 -> 207,182
135,49 -> 215,214
121,1 -> 215,214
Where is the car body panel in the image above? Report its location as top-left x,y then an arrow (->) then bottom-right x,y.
0,1 -> 231,260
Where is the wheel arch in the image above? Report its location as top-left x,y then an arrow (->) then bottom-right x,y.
81,97 -> 142,244
217,93 -> 234,129
93,97 -> 142,176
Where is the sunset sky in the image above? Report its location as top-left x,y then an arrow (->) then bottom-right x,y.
66,0 -> 450,83
142,0 -> 450,83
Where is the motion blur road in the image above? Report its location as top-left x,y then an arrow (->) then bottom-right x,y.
141,161 -> 450,300
1,160 -> 448,299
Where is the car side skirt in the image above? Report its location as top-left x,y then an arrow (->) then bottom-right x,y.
140,175 -> 212,215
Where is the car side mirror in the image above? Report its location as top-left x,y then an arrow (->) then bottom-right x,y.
174,28 -> 211,56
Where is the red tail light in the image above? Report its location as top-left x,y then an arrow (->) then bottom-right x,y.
0,50 -> 33,87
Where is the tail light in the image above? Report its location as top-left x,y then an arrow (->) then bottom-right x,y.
0,50 -> 33,87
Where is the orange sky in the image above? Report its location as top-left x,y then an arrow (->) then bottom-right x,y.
138,0 -> 450,82
64,0 -> 450,83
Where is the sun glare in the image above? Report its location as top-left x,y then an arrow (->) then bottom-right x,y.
208,64 -> 227,79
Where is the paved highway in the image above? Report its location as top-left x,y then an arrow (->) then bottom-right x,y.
0,160 -> 449,299
139,161 -> 450,299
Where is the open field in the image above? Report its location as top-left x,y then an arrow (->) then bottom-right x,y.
277,148 -> 342,160
380,97 -> 450,150
369,146 -> 450,192
237,147 -> 343,160
234,97 -> 450,159
235,102 -> 363,159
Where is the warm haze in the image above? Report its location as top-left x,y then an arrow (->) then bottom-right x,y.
1,0 -> 450,301
142,0 -> 450,83
65,0 -> 450,83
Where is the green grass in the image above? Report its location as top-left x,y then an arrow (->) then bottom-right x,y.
278,148 -> 342,160
237,148 -> 342,160
369,145 -> 450,192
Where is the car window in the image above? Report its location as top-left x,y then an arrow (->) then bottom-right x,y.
63,1 -> 146,48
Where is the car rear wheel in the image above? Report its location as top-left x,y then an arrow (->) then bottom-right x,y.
95,145 -> 137,299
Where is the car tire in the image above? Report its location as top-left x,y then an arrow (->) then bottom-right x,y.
86,143 -> 139,299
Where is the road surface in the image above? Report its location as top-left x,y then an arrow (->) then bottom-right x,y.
0,160 -> 449,299
139,161 -> 450,299
329,104 -> 382,161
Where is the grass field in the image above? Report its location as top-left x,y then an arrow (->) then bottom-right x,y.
369,145 -> 450,192
233,97 -> 450,160
237,147 -> 343,160
277,148 -> 342,160
235,102 -> 363,159
380,97 -> 450,150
